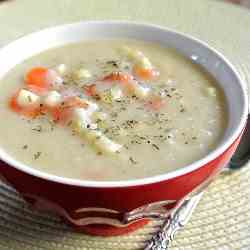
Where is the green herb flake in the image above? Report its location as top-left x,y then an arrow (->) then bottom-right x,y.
129,156 -> 138,164
152,144 -> 160,150
31,125 -> 42,132
34,151 -> 42,160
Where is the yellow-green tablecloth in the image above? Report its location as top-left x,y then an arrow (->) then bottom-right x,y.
0,0 -> 249,249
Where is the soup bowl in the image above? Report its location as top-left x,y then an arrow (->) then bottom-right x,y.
0,21 -> 248,236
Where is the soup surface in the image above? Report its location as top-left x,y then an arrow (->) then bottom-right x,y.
0,40 -> 227,181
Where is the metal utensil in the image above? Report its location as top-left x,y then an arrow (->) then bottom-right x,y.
144,193 -> 203,250
145,115 -> 250,249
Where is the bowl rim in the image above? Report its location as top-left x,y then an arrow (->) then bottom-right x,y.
0,20 -> 248,188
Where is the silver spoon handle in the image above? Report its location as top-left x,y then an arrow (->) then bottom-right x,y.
144,193 -> 203,250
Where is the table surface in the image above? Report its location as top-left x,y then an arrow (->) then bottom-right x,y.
0,0 -> 250,249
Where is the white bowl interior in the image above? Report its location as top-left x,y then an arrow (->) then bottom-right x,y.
0,21 -> 248,187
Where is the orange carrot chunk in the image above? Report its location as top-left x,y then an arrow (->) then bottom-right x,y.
49,96 -> 88,124
102,72 -> 133,83
50,106 -> 72,124
25,67 -> 50,89
9,91 -> 22,113
21,108 -> 41,119
63,96 -> 89,109
26,84 -> 48,95
9,91 -> 41,119
83,84 -> 97,97
133,65 -> 159,80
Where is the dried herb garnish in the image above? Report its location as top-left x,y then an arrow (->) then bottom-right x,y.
34,151 -> 41,160
31,125 -> 42,132
129,156 -> 137,164
106,60 -> 119,68
67,120 -> 73,127
152,144 -> 160,150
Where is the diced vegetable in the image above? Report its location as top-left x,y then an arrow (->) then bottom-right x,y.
46,69 -> 63,86
16,89 -> 40,108
131,82 -> 151,99
79,126 -> 122,153
133,65 -> 159,80
120,46 -> 153,68
49,97 -> 88,124
102,72 -> 133,83
119,46 -> 144,62
44,91 -> 62,108
9,90 -> 41,118
25,67 -> 50,89
72,114 -> 122,154
50,106 -> 72,124
26,85 -> 48,95
93,134 -> 122,154
84,80 -> 124,103
137,57 -> 153,69
9,92 -> 22,113
110,85 -> 123,100
119,46 -> 159,80
71,108 -> 92,128
83,84 -> 97,97
64,96 -> 89,109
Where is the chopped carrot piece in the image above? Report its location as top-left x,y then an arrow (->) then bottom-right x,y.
83,84 -> 97,97
9,91 -> 41,119
145,96 -> 165,111
26,84 -> 48,95
122,82 -> 135,95
133,65 -> 159,80
9,91 -> 22,113
49,96 -> 88,124
50,106 -> 72,124
25,67 -> 50,89
102,72 -> 133,83
21,108 -> 41,119
63,96 -> 89,109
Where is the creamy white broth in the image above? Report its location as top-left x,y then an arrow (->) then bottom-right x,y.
0,40 -> 227,181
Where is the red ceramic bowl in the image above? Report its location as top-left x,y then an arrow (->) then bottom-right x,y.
0,21 -> 248,236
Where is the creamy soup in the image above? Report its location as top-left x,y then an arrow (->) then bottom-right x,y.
0,40 -> 227,181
